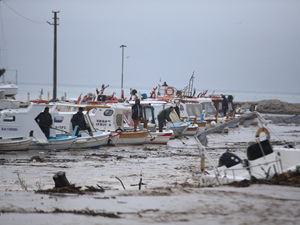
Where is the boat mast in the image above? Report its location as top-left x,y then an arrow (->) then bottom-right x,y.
187,71 -> 195,96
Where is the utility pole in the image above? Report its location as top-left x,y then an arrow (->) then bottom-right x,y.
120,45 -> 126,99
48,11 -> 59,101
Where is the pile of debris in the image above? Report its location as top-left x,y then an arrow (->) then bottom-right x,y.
228,171 -> 300,188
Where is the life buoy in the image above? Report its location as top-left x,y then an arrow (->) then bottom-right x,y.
32,100 -> 49,103
165,87 -> 175,96
255,127 -> 270,141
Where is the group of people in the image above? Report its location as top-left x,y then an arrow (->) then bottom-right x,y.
131,99 -> 174,133
35,107 -> 93,139
35,99 -> 176,139
222,94 -> 235,117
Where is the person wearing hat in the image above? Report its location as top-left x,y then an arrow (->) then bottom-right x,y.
35,106 -> 53,139
71,107 -> 93,136
131,99 -> 148,132
157,106 -> 174,132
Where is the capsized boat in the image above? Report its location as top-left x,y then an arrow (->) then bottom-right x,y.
0,137 -> 32,151
195,112 -> 300,186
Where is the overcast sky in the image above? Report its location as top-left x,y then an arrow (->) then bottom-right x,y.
1,0 -> 300,94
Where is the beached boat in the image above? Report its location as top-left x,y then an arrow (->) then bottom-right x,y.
195,112 -> 300,186
116,130 -> 148,145
52,110 -> 118,148
54,102 -> 146,145
0,137 -> 32,151
0,103 -> 77,150
0,70 -> 18,98
144,124 -> 173,144
29,135 -> 76,150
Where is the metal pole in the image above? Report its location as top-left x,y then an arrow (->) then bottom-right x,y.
52,11 -> 59,101
120,45 -> 126,99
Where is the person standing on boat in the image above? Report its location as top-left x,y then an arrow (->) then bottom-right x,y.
132,99 -> 148,132
35,107 -> 53,139
222,95 -> 228,116
71,107 -> 93,137
157,106 -> 174,132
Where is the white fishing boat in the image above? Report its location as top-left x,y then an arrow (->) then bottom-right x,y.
0,137 -> 32,151
115,130 -> 148,145
52,110 -> 117,148
144,124 -> 173,144
195,112 -> 300,186
0,103 -> 76,150
0,69 -> 18,98
29,135 -> 76,150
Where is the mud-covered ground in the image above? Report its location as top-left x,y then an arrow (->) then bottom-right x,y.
0,120 -> 300,225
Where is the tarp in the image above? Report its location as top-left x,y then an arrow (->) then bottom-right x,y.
196,112 -> 259,146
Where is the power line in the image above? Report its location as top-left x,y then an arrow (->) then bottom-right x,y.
1,0 -> 47,24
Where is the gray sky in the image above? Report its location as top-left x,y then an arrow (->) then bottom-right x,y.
1,0 -> 300,94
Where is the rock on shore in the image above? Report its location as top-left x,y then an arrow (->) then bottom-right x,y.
234,99 -> 300,115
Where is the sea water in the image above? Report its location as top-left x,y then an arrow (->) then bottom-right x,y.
15,82 -> 300,103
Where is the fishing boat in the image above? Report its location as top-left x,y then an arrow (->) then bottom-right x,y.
52,110 -> 118,148
144,123 -> 173,144
0,69 -> 18,98
0,103 -> 77,150
0,137 -> 32,151
116,130 -> 148,145
53,102 -> 145,145
195,112 -> 300,186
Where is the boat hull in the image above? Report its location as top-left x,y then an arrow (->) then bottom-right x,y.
29,136 -> 76,150
116,130 -> 148,145
145,130 -> 173,144
71,132 -> 110,149
0,137 -> 32,151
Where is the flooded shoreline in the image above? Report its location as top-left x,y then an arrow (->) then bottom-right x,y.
1,123 -> 300,224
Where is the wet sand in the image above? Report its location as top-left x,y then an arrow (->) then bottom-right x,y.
0,121 -> 300,224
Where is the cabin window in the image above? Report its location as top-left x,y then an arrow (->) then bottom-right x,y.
54,116 -> 64,123
194,105 -> 202,117
186,105 -> 194,117
104,109 -> 114,116
116,114 -> 122,127
89,108 -> 97,115
3,115 -> 16,122
217,102 -> 222,111
202,102 -> 216,116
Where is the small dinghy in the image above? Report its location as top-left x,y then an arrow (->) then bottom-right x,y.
0,137 -> 32,151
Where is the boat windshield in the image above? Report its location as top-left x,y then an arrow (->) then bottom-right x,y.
201,102 -> 216,116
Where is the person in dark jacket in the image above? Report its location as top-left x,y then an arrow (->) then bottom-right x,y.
35,107 -> 53,139
157,106 -> 174,132
71,107 -> 93,136
132,99 -> 147,132
222,95 -> 228,116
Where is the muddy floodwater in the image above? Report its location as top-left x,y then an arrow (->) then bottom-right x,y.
1,122 -> 300,225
